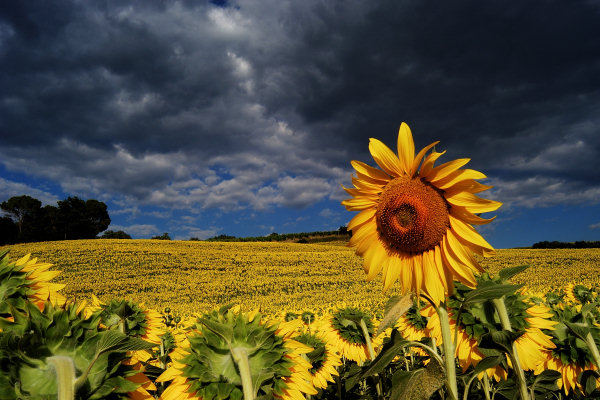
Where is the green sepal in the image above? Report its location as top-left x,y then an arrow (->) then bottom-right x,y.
471,355 -> 504,377
478,330 -> 521,354
580,369 -> 600,396
498,265 -> 529,282
462,282 -> 524,306
531,369 -> 561,394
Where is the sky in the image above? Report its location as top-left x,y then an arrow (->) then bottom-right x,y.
1,0 -> 599,248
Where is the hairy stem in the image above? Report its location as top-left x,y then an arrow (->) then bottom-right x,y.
435,303 -> 459,400
232,347 -> 254,400
47,356 -> 76,400
492,297 -> 530,400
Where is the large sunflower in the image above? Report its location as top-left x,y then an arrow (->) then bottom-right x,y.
342,123 -> 501,304
157,308 -> 316,400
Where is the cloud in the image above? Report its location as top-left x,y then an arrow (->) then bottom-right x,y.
0,178 -> 59,205
590,222 -> 600,230
108,223 -> 160,237
489,175 -> 600,209
1,0 -> 599,220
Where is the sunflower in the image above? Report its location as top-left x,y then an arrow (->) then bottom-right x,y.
295,330 -> 342,390
320,307 -> 380,364
0,251 -> 66,315
92,295 -> 163,365
342,123 -> 501,304
156,308 -> 317,400
423,304 -> 506,380
535,303 -> 600,395
564,282 -> 594,305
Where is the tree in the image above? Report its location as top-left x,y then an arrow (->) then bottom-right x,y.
57,197 -> 111,240
100,230 -> 132,239
0,216 -> 18,245
152,232 -> 171,240
1,195 -> 42,237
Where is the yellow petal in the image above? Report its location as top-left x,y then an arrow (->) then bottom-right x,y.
397,122 -> 415,175
446,228 -> 484,273
365,244 -> 387,281
440,236 -> 476,287
445,191 -> 502,213
433,169 -> 487,189
424,158 -> 470,182
449,215 -> 495,253
347,208 -> 377,231
341,196 -> 378,211
351,160 -> 390,183
422,249 -> 445,305
443,179 -> 493,195
420,150 -> 446,177
450,205 -> 496,225
411,141 -> 439,177
369,138 -> 404,177
383,255 -> 404,292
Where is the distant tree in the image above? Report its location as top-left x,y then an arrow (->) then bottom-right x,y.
100,230 -> 132,239
0,216 -> 18,245
189,237 -> 200,241
1,195 -> 42,238
57,197 -> 111,240
152,232 -> 171,240
338,225 -> 349,235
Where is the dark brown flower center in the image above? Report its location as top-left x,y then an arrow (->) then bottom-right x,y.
376,177 -> 450,253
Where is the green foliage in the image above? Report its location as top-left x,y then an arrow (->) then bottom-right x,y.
0,195 -> 111,243
0,300 -> 151,399
100,230 -> 132,239
182,308 -> 297,400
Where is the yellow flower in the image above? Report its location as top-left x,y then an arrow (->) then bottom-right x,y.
157,310 -> 317,400
342,123 -> 501,304
536,351 -> 595,395
16,253 -> 66,309
295,330 -> 342,390
320,307 -> 380,364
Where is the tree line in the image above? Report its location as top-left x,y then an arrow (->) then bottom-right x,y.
204,226 -> 351,243
0,195 -> 111,245
532,240 -> 600,249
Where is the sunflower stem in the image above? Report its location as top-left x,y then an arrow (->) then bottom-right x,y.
359,318 -> 382,397
492,297 -> 530,400
584,332 -> 600,370
47,356 -> 76,400
435,303 -> 459,400
231,347 -> 254,400
482,374 -> 492,400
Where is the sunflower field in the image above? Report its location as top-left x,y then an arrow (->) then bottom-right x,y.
3,122 -> 600,400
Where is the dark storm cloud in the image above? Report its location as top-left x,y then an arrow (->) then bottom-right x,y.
1,0 -> 599,214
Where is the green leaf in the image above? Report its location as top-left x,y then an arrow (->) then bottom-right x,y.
199,317 -> 234,344
88,375 -> 140,399
531,369 -> 560,394
498,265 -> 529,281
376,294 -> 413,337
581,370 -> 600,396
390,360 -> 445,400
360,329 -> 410,379
463,283 -> 523,306
564,321 -> 591,342
471,355 -> 504,377
19,364 -> 58,396
344,363 -> 363,392
478,330 -> 521,354
95,330 -> 155,355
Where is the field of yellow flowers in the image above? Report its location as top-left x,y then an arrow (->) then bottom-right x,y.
2,239 -> 599,317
